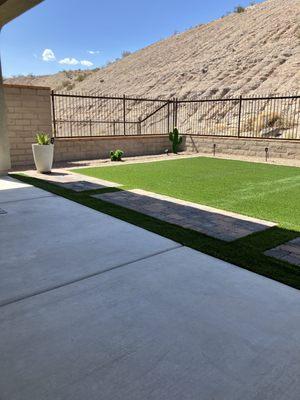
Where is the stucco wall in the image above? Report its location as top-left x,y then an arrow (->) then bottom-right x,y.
4,84 -> 52,167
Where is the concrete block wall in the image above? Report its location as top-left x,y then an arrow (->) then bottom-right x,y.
3,83 -> 299,167
4,84 -> 52,167
54,135 -> 172,162
184,135 -> 300,161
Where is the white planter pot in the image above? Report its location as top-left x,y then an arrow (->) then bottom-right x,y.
32,144 -> 54,173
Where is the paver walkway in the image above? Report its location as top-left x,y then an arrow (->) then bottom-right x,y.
94,189 -> 276,241
1,177 -> 300,400
23,169 -> 121,191
265,237 -> 300,266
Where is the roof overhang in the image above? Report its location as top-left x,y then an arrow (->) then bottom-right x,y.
0,0 -> 44,28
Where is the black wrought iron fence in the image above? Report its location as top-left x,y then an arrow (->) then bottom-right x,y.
51,91 -> 300,140
176,95 -> 300,139
51,92 -> 172,138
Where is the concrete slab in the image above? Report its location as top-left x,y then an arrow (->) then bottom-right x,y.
0,177 -> 179,305
0,176 -> 53,204
94,189 -> 275,241
1,247 -> 300,400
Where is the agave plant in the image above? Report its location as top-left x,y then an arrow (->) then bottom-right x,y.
36,133 -> 51,145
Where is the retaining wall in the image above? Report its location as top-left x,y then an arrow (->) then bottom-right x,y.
54,135 -> 172,162
184,135 -> 300,161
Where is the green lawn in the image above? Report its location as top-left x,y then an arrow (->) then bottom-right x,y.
73,157 -> 300,231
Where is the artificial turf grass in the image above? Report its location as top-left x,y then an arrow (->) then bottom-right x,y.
72,156 -> 300,231
11,173 -> 300,291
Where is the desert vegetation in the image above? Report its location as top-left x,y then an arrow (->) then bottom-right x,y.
121,51 -> 132,58
61,80 -> 75,91
244,111 -> 293,135
75,74 -> 86,82
234,5 -> 245,13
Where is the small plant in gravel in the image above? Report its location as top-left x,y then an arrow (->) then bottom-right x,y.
169,127 -> 183,154
110,149 -> 124,161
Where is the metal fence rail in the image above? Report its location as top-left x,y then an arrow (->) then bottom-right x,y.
51,91 -> 300,140
51,92 -> 172,138
176,95 -> 300,139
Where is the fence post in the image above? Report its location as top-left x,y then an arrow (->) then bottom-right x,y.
172,98 -> 175,130
237,95 -> 243,138
51,90 -> 57,137
167,101 -> 170,133
123,94 -> 126,135
89,119 -> 92,136
174,98 -> 178,128
113,120 -> 116,135
172,98 -> 178,130
138,117 -> 142,135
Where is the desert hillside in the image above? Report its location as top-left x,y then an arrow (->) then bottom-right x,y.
4,69 -> 99,92
5,0 -> 300,98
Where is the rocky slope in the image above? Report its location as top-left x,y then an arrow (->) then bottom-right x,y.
5,0 -> 300,98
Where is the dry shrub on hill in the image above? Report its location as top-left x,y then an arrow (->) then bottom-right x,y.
245,111 -> 292,134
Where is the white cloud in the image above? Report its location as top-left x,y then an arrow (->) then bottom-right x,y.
42,49 -> 56,61
80,60 -> 94,67
88,50 -> 100,55
59,57 -> 79,65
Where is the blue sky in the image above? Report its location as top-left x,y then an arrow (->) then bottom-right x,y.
1,0 -> 262,77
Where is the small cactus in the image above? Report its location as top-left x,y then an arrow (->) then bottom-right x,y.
169,127 -> 183,154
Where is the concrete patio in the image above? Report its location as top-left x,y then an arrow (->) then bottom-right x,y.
1,176 -> 300,399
